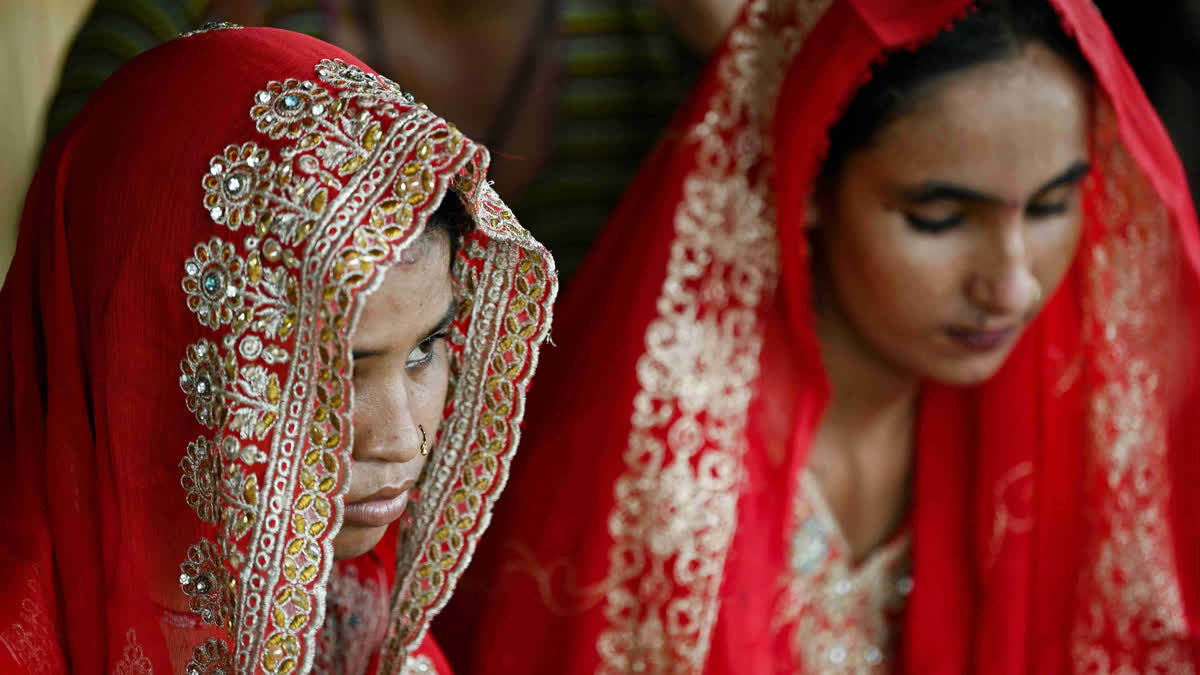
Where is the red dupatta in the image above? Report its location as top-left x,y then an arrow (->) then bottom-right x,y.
443,0 -> 1199,672
0,26 -> 556,674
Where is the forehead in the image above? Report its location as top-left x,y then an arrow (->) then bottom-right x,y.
353,230 -> 453,341
857,43 -> 1090,193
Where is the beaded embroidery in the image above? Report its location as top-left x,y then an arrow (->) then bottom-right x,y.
778,474 -> 910,673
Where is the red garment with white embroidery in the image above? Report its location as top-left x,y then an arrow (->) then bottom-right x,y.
0,25 -> 556,674
442,0 -> 1200,672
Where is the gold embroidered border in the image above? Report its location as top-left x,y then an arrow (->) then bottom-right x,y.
595,1 -> 831,672
1071,102 -> 1194,673
375,183 -> 556,670
176,57 -> 556,674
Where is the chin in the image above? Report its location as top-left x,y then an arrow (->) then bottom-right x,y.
332,523 -> 387,560
923,350 -> 1013,387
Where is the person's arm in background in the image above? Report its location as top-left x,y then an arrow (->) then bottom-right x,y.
655,0 -> 743,54
0,0 -> 94,285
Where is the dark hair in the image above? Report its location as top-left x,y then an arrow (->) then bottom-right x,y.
424,190 -> 472,260
819,0 -> 1091,183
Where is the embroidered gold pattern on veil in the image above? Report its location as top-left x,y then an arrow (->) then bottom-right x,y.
176,57 -> 555,674
1071,103 -> 1193,674
595,1 -> 832,672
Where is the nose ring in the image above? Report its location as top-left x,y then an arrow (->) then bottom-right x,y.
419,425 -> 429,456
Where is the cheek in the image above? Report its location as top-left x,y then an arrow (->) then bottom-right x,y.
413,347 -> 452,419
1031,214 -> 1084,290
828,211 -> 962,322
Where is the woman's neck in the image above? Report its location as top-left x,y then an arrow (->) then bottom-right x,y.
808,291 -> 920,560
814,300 -> 920,454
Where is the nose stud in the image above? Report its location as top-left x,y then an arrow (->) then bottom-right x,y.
419,425 -> 429,456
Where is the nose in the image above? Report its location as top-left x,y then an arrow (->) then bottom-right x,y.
968,220 -> 1042,316
352,374 -> 424,464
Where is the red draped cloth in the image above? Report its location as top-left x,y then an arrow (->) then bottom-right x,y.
441,0 -> 1200,672
1,25 -> 556,674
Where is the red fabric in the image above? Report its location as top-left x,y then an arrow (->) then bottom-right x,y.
440,0 -> 1200,672
0,25 -> 560,673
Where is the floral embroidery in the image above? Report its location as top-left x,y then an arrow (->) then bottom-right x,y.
225,361 -> 282,440
111,629 -> 152,675
250,80 -> 335,140
184,638 -> 234,675
183,238 -> 246,328
315,59 -> 417,103
594,1 -> 832,671
181,437 -> 221,524
174,55 -> 556,673
179,340 -> 231,429
202,143 -> 274,230
180,540 -> 234,628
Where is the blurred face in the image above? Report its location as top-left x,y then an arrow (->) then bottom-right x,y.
334,229 -> 455,560
815,43 -> 1090,386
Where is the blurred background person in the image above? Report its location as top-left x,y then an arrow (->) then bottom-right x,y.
3,0 -> 743,285
0,0 -> 93,286
2,0 -> 1195,286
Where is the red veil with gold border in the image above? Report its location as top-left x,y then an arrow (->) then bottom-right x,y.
444,0 -> 1199,672
0,26 -> 556,674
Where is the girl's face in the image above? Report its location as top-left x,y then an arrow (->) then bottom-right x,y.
816,42 -> 1090,386
334,229 -> 455,560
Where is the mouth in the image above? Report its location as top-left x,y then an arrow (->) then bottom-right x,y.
343,481 -> 414,528
944,324 -> 1019,352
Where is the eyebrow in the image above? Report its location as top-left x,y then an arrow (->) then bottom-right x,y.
423,297 -> 459,339
900,160 -> 1092,206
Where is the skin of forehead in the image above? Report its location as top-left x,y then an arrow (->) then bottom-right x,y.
396,227 -> 446,266
866,43 -> 1089,204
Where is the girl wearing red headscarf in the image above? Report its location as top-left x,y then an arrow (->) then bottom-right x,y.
0,25 -> 556,674
442,0 -> 1200,672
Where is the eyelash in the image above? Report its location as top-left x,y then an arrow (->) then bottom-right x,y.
904,200 -> 1072,235
904,213 -> 964,234
1025,201 -> 1070,218
350,330 -> 451,369
405,331 -> 450,369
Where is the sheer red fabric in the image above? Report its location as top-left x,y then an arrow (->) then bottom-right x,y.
442,0 -> 1200,672
0,26 -> 556,674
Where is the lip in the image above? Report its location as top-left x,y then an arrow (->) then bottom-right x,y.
945,325 -> 1019,352
343,482 -> 413,528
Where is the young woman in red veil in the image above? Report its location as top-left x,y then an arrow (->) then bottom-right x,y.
441,0 -> 1200,672
0,25 -> 556,673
